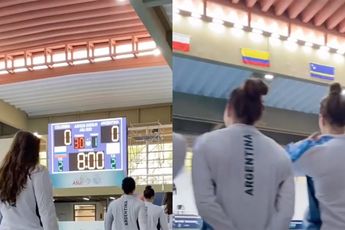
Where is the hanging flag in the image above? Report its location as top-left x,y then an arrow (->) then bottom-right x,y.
241,48 -> 270,67
309,63 -> 335,81
173,33 -> 190,52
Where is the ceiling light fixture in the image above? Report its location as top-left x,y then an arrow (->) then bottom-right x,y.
305,42 -> 313,47
287,37 -> 297,43
252,28 -> 263,35
233,24 -> 244,30
264,74 -> 274,80
212,18 -> 224,25
191,12 -> 201,19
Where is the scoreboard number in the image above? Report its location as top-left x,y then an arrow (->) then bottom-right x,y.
74,137 -> 85,149
64,129 -> 72,145
77,151 -> 105,171
97,151 -> 105,169
111,125 -> 119,142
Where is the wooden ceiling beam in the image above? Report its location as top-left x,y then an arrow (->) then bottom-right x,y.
0,0 -> 39,8
0,14 -> 139,39
313,0 -> 344,26
288,0 -> 312,19
0,0 -> 120,24
326,4 -> 345,29
0,29 -> 148,53
301,0 -> 328,23
0,5 -> 134,32
0,20 -> 143,47
274,0 -> 294,16
260,0 -> 275,12
0,0 -> 98,17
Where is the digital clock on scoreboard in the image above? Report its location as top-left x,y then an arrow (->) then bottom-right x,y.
48,118 -> 127,188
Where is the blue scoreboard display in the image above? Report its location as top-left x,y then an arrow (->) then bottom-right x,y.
48,118 -> 127,189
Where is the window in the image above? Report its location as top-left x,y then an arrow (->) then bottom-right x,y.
184,151 -> 193,171
127,124 -> 172,185
39,151 -> 47,167
74,204 -> 96,221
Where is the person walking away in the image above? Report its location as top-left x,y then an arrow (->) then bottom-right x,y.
192,78 -> 295,230
105,177 -> 147,230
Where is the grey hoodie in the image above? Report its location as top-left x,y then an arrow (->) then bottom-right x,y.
105,195 -> 147,230
192,124 -> 295,230
293,134 -> 345,230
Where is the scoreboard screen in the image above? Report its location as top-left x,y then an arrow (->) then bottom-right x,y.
48,118 -> 127,188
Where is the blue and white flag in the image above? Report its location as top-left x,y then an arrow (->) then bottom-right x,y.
309,63 -> 335,81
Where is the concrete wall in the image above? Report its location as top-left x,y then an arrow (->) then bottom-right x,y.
0,99 -> 27,130
28,104 -> 172,135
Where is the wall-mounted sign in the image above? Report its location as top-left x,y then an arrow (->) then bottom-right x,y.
309,63 -> 335,81
173,33 -> 191,52
241,48 -> 270,67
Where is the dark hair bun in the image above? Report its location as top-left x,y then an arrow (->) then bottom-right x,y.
330,83 -> 341,95
243,78 -> 268,99
143,185 -> 155,199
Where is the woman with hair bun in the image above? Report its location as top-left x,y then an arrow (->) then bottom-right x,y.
143,185 -> 169,230
192,78 -> 295,230
288,83 -> 345,230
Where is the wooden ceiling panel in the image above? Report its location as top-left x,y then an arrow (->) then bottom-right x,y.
0,0 -> 148,54
1,26 -> 147,53
0,6 -> 134,32
0,0 -> 39,8
0,18 -> 142,41
0,0 -> 98,17
301,0 -> 328,23
313,0 -> 344,26
0,1 -> 128,24
230,0 -> 345,33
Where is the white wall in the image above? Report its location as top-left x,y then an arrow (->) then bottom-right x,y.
0,138 -> 12,163
173,169 -> 198,215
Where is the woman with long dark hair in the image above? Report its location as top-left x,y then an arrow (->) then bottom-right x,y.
192,78 -> 295,230
0,131 -> 58,230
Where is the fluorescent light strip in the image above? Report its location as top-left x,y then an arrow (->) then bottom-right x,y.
319,46 -> 330,52
233,23 -> 244,30
304,42 -> 313,47
33,65 -> 48,70
212,18 -> 224,25
14,68 -> 27,73
287,37 -> 297,43
73,60 -> 90,65
191,12 -> 201,19
336,49 -> 345,55
252,28 -> 263,34
0,40 -> 164,75
264,74 -> 274,80
271,33 -> 281,39
94,57 -> 112,62
52,62 -> 69,67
